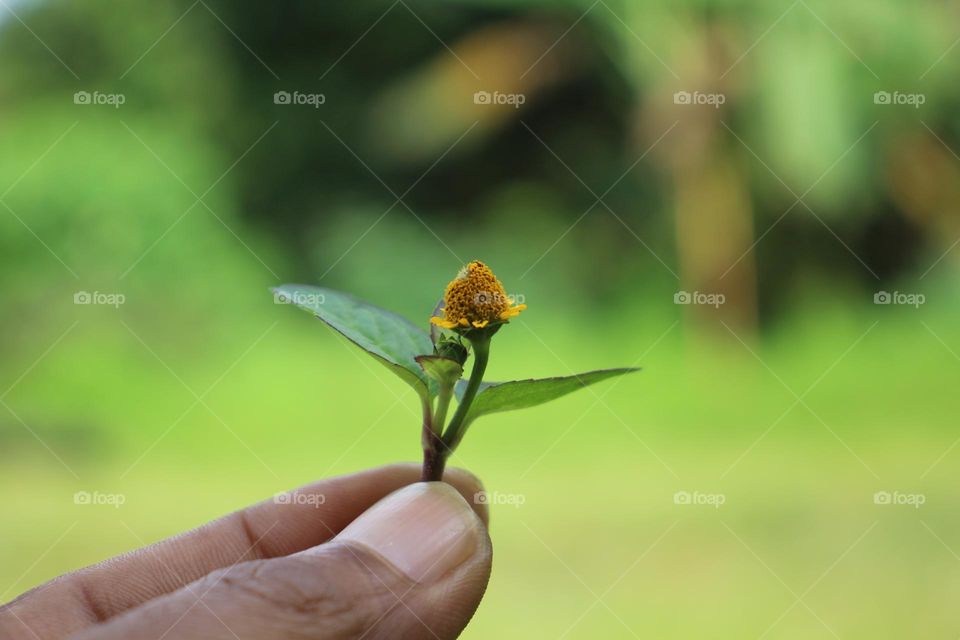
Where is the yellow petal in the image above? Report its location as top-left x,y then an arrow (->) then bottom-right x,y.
499,304 -> 526,319
472,320 -> 489,328
430,317 -> 457,329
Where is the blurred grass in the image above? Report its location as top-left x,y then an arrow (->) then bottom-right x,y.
3,295 -> 959,638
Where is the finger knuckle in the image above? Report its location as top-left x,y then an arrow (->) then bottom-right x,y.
210,552 -> 402,637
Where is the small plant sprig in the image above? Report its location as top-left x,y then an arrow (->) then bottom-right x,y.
274,260 -> 637,482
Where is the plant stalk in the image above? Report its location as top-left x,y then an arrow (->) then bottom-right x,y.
420,397 -> 445,481
420,429 -> 446,481
421,335 -> 491,482
433,382 -> 454,435
440,336 -> 490,455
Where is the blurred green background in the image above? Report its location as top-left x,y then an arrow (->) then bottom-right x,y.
2,0 -> 959,637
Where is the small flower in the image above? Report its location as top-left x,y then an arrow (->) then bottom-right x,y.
430,260 -> 526,330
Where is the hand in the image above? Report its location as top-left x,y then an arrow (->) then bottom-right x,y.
1,465 -> 492,640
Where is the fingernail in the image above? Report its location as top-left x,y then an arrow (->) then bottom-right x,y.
336,482 -> 483,583
446,467 -> 490,527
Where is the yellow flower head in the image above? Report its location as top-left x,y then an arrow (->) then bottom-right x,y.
431,260 -> 527,330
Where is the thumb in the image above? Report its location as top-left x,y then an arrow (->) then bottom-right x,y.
73,482 -> 492,640
327,481 -> 493,638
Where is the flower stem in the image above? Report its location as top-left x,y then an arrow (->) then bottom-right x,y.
420,397 -> 445,481
421,432 -> 446,481
440,336 -> 490,455
433,382 -> 454,435
421,335 -> 491,482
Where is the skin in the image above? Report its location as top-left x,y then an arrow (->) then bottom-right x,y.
0,464 -> 492,640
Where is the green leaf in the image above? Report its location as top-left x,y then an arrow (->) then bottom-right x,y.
274,285 -> 434,399
455,368 -> 639,425
454,378 -> 496,402
415,355 -> 463,386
